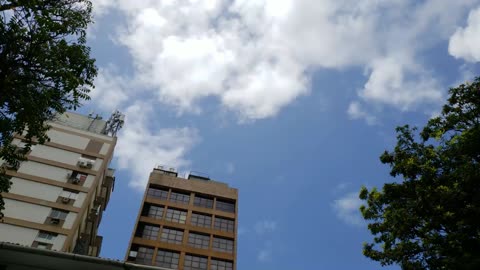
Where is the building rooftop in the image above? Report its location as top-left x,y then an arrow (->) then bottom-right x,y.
51,111 -> 125,137
0,242 -> 170,270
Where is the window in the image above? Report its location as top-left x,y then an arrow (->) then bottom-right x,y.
188,232 -> 210,249
141,224 -> 160,240
160,228 -> 184,244
60,190 -> 79,200
136,246 -> 154,265
144,204 -> 164,219
49,209 -> 68,220
165,208 -> 187,224
194,195 -> 213,209
210,259 -> 234,270
183,254 -> 207,270
147,187 -> 169,200
36,243 -> 50,249
212,237 -> 234,253
215,200 -> 235,213
191,213 -> 212,228
214,217 -> 234,232
155,249 -> 180,269
69,171 -> 87,185
169,191 -> 190,204
37,231 -> 56,241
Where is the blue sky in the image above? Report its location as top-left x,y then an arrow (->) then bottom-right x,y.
80,1 -> 480,269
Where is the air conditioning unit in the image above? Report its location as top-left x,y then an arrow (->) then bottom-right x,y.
61,197 -> 71,204
50,218 -> 60,225
129,251 -> 138,258
72,178 -> 81,185
77,158 -> 94,169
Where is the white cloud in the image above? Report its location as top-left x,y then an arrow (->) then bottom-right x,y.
92,0 -> 478,122
332,192 -> 364,227
115,102 -> 200,189
89,67 -> 130,112
257,248 -> 272,262
347,102 -> 377,126
254,220 -> 277,235
226,162 -> 235,174
449,7 -> 480,62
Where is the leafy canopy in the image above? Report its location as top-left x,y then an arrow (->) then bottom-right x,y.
0,0 -> 97,217
359,78 -> 480,269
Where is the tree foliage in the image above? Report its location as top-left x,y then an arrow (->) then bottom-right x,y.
0,0 -> 97,217
359,78 -> 480,269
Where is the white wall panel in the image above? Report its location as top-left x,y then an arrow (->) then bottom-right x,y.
52,234 -> 67,251
17,161 -> 70,183
46,129 -> 90,150
4,199 -> 50,223
63,212 -> 77,229
0,223 -> 38,246
9,178 -> 62,202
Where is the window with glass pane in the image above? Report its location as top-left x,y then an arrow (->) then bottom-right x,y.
188,232 -> 210,249
142,224 -> 160,240
165,208 -> 187,224
169,191 -> 190,204
160,228 -> 184,244
37,231 -> 56,240
155,249 -> 180,269
184,254 -> 207,270
215,200 -> 235,213
147,187 -> 169,200
136,247 -> 154,265
60,190 -> 78,200
210,259 -> 233,270
191,213 -> 212,228
49,209 -> 68,220
145,204 -> 164,219
212,237 -> 234,253
194,195 -> 213,209
214,217 -> 234,232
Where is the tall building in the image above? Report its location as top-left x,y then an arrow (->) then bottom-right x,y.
0,111 -> 124,256
126,167 -> 238,270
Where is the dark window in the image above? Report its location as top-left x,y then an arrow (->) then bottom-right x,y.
147,187 -> 169,200
188,232 -> 210,249
160,228 -> 184,244
136,246 -> 154,265
214,217 -> 234,232
143,204 -> 164,219
210,259 -> 234,270
184,254 -> 207,270
194,195 -> 213,209
49,209 -> 68,220
191,213 -> 212,228
169,191 -> 190,204
136,223 -> 160,240
212,237 -> 234,253
37,231 -> 57,241
165,208 -> 187,224
155,249 -> 180,269
215,200 -> 235,213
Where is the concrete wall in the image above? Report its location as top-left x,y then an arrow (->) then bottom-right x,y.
0,223 -> 38,246
30,145 -> 84,167
18,161 -> 71,183
63,213 -> 77,229
47,129 -> 90,150
9,178 -> 63,202
49,122 -> 115,142
3,199 -> 51,223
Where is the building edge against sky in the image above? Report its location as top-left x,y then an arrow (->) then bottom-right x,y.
126,167 -> 238,270
0,111 -> 124,256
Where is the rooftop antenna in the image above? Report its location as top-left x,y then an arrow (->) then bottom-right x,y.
104,110 -> 125,137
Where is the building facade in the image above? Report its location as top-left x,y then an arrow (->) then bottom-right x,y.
0,111 -> 123,256
126,167 -> 238,270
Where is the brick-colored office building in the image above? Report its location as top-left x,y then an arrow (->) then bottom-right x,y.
126,167 -> 238,270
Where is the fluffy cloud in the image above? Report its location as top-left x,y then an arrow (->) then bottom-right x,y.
347,102 -> 377,126
332,192 -> 364,226
449,7 -> 480,62
89,67 -> 130,112
115,102 -> 200,189
92,0 -> 478,122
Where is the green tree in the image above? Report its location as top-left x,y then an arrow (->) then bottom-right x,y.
359,78 -> 480,269
0,0 -> 97,217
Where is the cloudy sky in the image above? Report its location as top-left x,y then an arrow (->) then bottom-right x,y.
81,1 -> 480,269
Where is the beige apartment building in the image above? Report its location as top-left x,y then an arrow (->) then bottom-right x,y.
0,111 -> 124,256
126,167 -> 238,270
